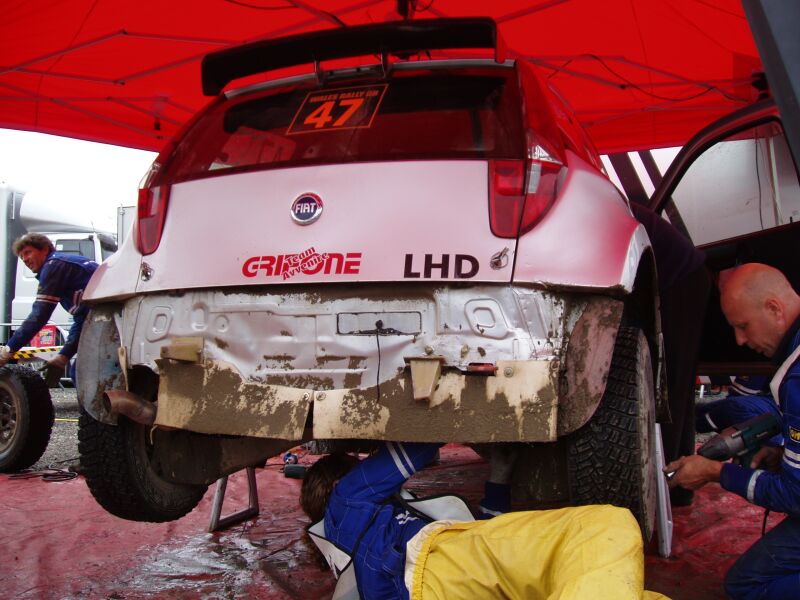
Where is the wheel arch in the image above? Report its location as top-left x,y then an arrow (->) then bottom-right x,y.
76,303 -> 125,424
622,248 -> 666,417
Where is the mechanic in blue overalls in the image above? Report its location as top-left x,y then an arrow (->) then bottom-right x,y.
301,442 -> 658,599
666,263 -> 800,599
0,233 -> 98,380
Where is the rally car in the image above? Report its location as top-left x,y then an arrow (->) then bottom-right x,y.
77,18 -> 664,531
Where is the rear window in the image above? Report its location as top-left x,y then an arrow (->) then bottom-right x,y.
162,67 -> 525,183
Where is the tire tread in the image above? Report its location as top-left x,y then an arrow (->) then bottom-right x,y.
567,326 -> 654,536
0,364 -> 54,471
78,411 -> 206,522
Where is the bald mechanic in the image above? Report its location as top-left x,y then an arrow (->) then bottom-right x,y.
665,263 -> 800,599
0,234 -> 98,377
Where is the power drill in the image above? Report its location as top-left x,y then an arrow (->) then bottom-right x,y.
698,413 -> 782,467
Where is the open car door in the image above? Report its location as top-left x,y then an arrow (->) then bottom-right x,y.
649,98 -> 800,377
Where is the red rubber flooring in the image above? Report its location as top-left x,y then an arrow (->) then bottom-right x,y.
1,444 -> 781,599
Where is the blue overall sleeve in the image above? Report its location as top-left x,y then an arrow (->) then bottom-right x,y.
336,442 -> 443,503
60,308 -> 88,358
721,372 -> 800,518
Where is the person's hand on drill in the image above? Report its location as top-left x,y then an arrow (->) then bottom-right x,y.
664,455 -> 722,491
750,446 -> 783,471
665,444 -> 783,490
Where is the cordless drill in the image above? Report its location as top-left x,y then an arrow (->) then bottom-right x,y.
698,413 -> 782,467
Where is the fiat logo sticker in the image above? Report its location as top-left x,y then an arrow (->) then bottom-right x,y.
291,193 -> 323,225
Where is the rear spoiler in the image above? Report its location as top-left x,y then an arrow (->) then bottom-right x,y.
201,17 -> 504,96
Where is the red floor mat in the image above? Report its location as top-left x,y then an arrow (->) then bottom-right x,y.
1,445 -> 778,599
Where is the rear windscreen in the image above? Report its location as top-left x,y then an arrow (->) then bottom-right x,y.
162,67 -> 525,183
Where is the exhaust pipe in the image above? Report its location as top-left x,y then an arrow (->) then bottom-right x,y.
104,389 -> 157,426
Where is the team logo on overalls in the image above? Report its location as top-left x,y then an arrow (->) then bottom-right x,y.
790,426 -> 800,443
291,193 -> 323,225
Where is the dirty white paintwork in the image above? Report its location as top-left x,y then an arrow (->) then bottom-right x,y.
134,161 -> 513,294
85,154 -> 647,301
620,224 -> 653,292
514,151 -> 643,291
84,229 -> 143,301
312,359 -> 557,441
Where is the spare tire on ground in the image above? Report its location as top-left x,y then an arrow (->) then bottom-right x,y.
0,364 -> 54,472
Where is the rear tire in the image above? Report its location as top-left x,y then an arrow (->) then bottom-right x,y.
567,326 -> 657,539
0,364 -> 53,472
78,410 -> 208,522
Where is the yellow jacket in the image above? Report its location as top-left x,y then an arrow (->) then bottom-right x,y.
409,505 -> 669,600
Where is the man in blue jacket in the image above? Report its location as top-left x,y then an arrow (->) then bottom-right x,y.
0,233 -> 98,376
666,263 -> 800,599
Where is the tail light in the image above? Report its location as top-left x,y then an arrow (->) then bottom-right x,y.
135,161 -> 170,255
489,135 -> 563,238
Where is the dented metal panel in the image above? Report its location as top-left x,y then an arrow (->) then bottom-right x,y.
124,284 -> 564,381
117,284 -> 624,441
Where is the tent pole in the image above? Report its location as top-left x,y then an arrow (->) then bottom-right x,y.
742,0 -> 800,173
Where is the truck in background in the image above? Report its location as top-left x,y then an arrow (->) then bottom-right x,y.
0,182 -> 117,348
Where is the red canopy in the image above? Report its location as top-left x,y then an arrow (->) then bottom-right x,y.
1,0 -> 760,154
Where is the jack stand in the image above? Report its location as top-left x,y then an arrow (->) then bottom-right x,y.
654,424 -> 673,557
208,466 -> 260,533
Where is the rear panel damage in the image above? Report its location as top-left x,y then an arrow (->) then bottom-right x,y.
83,285 -> 623,443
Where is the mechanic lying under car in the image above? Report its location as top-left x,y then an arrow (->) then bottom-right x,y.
302,442 -> 667,600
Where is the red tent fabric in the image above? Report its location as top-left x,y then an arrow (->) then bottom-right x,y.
1,0 -> 760,154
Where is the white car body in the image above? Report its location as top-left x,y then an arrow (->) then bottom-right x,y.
75,19 -> 662,531
83,146 -> 652,443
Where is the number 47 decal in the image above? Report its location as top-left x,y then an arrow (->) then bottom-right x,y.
305,98 -> 364,129
287,84 -> 387,135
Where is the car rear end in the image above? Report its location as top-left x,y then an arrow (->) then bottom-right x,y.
82,18 -> 646,446
77,19 -> 659,534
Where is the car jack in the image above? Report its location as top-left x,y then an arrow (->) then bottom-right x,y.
208,466 -> 260,532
